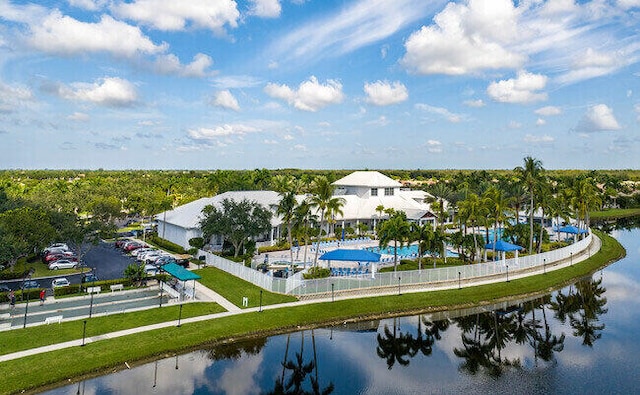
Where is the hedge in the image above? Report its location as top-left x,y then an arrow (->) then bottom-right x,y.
147,236 -> 187,254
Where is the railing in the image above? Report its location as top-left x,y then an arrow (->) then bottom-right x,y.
199,232 -> 593,297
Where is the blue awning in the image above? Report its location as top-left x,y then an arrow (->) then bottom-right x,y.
320,249 -> 381,262
161,262 -> 201,281
485,240 -> 523,252
557,225 -> 588,234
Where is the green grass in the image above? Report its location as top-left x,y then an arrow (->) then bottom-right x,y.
194,266 -> 298,308
0,230 -> 624,395
590,208 -> 640,219
0,303 -> 225,357
380,257 -> 467,272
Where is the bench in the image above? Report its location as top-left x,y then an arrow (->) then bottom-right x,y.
86,286 -> 101,294
110,284 -> 124,292
44,315 -> 63,324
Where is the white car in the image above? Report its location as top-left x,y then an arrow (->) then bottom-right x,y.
48,259 -> 78,270
144,264 -> 161,276
52,278 -> 71,288
131,248 -> 155,257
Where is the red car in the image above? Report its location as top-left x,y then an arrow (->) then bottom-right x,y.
43,252 -> 77,263
124,242 -> 146,252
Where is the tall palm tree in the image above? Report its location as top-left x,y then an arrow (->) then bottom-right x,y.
570,178 -> 602,232
457,193 -> 483,263
427,183 -> 454,232
308,176 -> 345,268
506,183 -> 527,226
378,211 -> 411,271
514,156 -> 544,253
292,200 -> 318,267
483,186 -> 509,260
276,176 -> 303,268
410,222 -> 433,270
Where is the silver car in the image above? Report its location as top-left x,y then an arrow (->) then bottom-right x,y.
52,278 -> 71,288
48,259 -> 78,270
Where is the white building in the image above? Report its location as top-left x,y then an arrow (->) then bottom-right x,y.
155,190 -> 283,251
155,171 -> 442,250
331,171 -> 439,233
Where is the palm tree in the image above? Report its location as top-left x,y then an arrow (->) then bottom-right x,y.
514,156 -> 544,253
374,204 -> 385,235
483,186 -> 509,260
293,200 -> 318,268
308,176 -> 345,268
378,211 -> 411,271
410,222 -> 433,270
457,193 -> 483,263
276,176 -> 303,268
570,178 -> 602,233
506,182 -> 527,227
427,183 -> 454,232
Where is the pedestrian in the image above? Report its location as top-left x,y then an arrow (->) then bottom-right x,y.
9,290 -> 15,310
39,289 -> 45,305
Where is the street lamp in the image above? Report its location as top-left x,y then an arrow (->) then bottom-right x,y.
177,303 -> 183,327
81,320 -> 87,346
397,276 -> 401,296
506,265 -> 510,283
88,267 -> 96,318
22,274 -> 31,329
259,290 -> 263,312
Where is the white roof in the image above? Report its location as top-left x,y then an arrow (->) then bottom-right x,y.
332,171 -> 401,188
336,191 -> 433,221
156,190 -> 282,229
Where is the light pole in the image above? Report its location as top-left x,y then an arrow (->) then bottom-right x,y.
543,258 -> 546,275
81,320 -> 87,346
22,277 -> 31,329
570,251 -> 573,266
331,283 -> 334,302
259,290 -> 263,312
88,267 -> 96,318
506,265 -> 510,283
177,303 -> 183,327
458,271 -> 461,289
397,276 -> 401,296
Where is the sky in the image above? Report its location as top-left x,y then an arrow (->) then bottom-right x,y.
0,0 -> 639,170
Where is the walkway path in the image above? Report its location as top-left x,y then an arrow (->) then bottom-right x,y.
0,235 -> 602,363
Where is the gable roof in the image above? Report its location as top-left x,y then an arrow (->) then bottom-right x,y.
156,190 -> 282,229
332,171 -> 402,188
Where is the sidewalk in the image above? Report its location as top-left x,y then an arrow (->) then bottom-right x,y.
0,235 -> 602,363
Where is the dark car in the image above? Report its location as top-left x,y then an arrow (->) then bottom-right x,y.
21,280 -> 40,289
0,284 -> 11,293
176,258 -> 190,268
81,273 -> 99,283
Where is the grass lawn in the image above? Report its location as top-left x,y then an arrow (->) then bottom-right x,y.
590,208 -> 640,219
194,266 -> 298,308
0,302 -> 225,356
0,230 -> 624,395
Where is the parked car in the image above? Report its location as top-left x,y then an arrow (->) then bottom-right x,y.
21,280 -> 40,289
144,264 -> 161,276
44,243 -> 69,253
48,259 -> 78,270
115,238 -> 130,249
44,253 -> 77,263
124,242 -> 146,252
131,247 -> 155,257
176,258 -> 190,268
51,278 -> 71,288
0,284 -> 11,293
81,273 -> 99,283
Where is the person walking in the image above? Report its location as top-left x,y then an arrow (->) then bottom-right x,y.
9,290 -> 15,311
39,289 -> 45,305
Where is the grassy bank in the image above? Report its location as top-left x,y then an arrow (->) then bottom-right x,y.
0,230 -> 624,395
590,208 -> 640,219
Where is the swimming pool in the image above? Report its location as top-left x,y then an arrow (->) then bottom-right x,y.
367,244 -> 458,258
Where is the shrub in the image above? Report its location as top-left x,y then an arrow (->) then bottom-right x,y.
148,236 -> 187,254
303,267 -> 330,279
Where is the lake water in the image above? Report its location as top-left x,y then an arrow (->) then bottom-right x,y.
46,221 -> 640,395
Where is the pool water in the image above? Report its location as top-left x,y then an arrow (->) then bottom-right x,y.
367,244 -> 459,258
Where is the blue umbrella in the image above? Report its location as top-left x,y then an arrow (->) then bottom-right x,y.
484,239 -> 523,252
557,225 -> 588,234
320,249 -> 381,262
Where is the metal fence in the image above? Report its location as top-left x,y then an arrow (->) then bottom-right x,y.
199,232 -> 593,297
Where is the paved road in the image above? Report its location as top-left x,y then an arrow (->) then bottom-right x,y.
1,241 -> 137,291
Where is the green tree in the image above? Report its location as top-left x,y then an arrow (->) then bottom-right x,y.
378,211 -> 411,271
307,176 -> 345,268
200,198 -> 273,258
427,183 -> 454,232
514,156 -> 545,253
276,176 -> 304,267
124,263 -> 146,286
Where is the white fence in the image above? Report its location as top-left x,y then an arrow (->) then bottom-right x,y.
199,232 -> 593,297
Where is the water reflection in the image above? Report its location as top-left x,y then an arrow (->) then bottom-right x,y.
48,276 -> 612,395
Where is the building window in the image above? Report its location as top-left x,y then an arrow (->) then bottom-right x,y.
371,188 -> 378,196
384,187 -> 394,196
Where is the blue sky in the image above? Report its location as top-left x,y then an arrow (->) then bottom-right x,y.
0,0 -> 639,170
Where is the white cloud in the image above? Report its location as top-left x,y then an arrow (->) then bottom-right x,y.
635,103 -> 640,122
415,103 -> 462,123
576,104 -> 622,132
67,112 -> 90,121
402,0 -> 525,75
187,124 -> 259,141
269,0 -> 440,65
56,77 -> 138,107
212,75 -> 263,89
212,90 -> 240,111
617,0 -> 640,10
426,139 -> 443,153
525,134 -> 555,144
28,11 -> 166,57
68,0 -> 108,11
153,53 -> 213,77
557,47 -> 628,84
487,71 -> 548,103
249,0 -> 281,18
0,81 -> 33,113
367,115 -> 389,126
535,106 -> 562,116
112,0 -> 240,34
536,118 -> 546,126
463,99 -> 485,108
264,76 -> 344,112
364,80 -> 408,106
